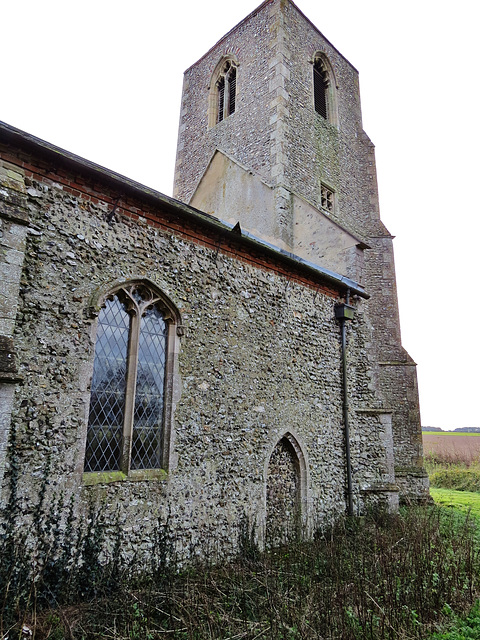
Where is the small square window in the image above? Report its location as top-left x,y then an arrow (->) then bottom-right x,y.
320,184 -> 334,213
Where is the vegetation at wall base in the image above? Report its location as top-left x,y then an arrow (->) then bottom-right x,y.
429,601 -> 480,639
1,500 -> 479,639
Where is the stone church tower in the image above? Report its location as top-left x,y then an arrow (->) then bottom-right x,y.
174,0 -> 427,501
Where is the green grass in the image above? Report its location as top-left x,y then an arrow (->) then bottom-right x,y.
430,487 -> 480,519
423,431 -> 480,436
429,601 -> 480,639
426,493 -> 480,639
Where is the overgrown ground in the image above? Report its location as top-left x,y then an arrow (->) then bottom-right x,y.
1,505 -> 479,640
2,438 -> 480,639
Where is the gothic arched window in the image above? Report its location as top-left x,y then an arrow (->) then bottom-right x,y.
84,282 -> 180,474
265,432 -> 309,547
208,56 -> 238,128
216,61 -> 237,123
313,55 -> 337,124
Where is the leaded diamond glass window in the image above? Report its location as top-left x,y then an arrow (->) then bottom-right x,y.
84,284 -> 169,473
132,306 -> 167,470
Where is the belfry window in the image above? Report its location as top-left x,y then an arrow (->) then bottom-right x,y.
313,57 -> 329,119
216,61 -> 237,123
84,283 -> 178,473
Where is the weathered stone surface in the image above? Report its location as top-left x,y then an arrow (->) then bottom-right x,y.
0,0 -> 427,562
0,135 -> 402,559
174,0 -> 426,502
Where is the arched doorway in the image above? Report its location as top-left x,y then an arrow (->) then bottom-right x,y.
266,435 -> 303,547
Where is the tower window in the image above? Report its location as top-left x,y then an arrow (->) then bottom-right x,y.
313,58 -> 329,119
216,61 -> 237,123
208,56 -> 239,128
320,184 -> 334,213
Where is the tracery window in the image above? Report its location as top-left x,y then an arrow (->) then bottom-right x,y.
84,282 -> 179,473
320,184 -> 335,213
208,57 -> 239,127
313,55 -> 337,124
216,61 -> 237,123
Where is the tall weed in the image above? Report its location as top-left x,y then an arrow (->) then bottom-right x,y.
2,505 -> 477,639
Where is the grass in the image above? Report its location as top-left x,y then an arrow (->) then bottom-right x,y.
429,601 -> 480,639
424,436 -> 480,494
3,506 -> 479,640
424,445 -> 480,639
430,487 -> 480,517
423,432 -> 480,436
1,440 -> 478,640
426,490 -> 480,639
430,468 -> 480,493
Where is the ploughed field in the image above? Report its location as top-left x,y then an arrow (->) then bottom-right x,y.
423,431 -> 480,464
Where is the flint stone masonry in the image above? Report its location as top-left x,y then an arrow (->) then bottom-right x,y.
0,122 -> 401,558
266,436 -> 301,546
0,0 -> 428,561
174,0 -> 427,501
0,159 -> 28,489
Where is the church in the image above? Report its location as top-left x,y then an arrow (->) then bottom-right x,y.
0,0 -> 428,556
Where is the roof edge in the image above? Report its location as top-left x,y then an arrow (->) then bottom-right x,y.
184,0 -> 358,75
0,120 -> 368,299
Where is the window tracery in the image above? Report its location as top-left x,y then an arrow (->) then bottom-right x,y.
84,282 -> 180,474
313,54 -> 337,124
208,56 -> 238,128
216,61 -> 237,123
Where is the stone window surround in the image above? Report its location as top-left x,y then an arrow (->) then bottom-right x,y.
82,278 -> 183,485
320,181 -> 336,215
311,52 -> 338,127
207,55 -> 239,129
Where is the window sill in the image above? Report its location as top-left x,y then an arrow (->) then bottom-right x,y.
83,469 -> 168,486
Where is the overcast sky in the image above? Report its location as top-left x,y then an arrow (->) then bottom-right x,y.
3,0 -> 479,430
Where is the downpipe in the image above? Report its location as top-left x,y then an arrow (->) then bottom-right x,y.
335,290 -> 355,517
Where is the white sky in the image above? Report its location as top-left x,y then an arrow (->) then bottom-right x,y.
3,0 -> 479,430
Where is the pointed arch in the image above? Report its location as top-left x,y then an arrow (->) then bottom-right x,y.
208,55 -> 239,128
264,431 -> 309,546
312,52 -> 338,125
84,279 -> 182,475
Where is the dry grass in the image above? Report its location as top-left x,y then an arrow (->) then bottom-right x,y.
423,434 -> 480,469
3,507 -> 479,640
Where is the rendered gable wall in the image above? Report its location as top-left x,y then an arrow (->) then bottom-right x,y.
190,149 -> 365,281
